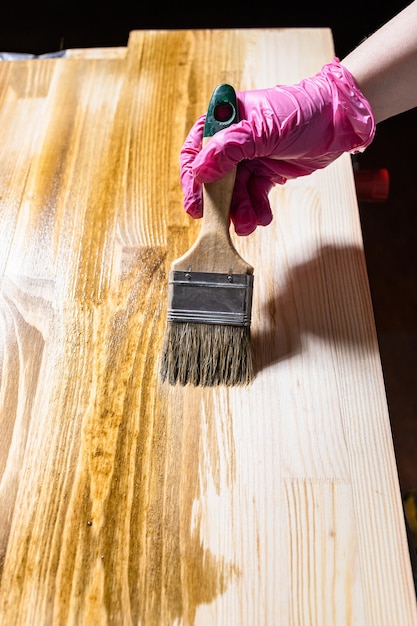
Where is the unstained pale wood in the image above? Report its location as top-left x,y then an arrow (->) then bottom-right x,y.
0,28 -> 416,625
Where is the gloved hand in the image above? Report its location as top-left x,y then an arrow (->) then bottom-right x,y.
180,57 -> 376,235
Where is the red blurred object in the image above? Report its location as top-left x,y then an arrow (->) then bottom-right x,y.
354,168 -> 390,202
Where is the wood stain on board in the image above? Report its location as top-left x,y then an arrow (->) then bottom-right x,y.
0,248 -> 239,624
0,35 -> 240,624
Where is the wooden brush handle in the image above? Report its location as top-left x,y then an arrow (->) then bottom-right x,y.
198,136 -> 236,246
173,85 -> 253,275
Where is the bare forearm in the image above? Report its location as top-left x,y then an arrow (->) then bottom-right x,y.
342,1 -> 417,123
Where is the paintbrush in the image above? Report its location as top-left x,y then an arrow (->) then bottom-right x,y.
160,83 -> 254,386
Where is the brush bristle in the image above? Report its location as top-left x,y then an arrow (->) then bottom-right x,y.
160,322 -> 254,386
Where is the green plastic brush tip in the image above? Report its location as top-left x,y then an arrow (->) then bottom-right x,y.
203,83 -> 239,138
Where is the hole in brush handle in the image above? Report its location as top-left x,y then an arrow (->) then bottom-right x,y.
214,102 -> 236,123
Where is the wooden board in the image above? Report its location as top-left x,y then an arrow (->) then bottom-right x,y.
0,28 -> 416,625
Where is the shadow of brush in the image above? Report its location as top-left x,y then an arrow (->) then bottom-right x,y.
252,243 -> 376,374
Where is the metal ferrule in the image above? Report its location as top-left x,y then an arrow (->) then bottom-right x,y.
167,270 -> 254,327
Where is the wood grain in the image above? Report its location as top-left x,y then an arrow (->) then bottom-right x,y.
0,29 -> 416,625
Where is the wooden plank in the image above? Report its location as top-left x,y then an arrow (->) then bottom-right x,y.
65,47 -> 127,59
0,28 -> 415,625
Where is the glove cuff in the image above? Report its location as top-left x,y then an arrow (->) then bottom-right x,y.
321,57 -> 376,153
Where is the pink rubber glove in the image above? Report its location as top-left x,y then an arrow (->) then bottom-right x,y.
180,58 -> 376,235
